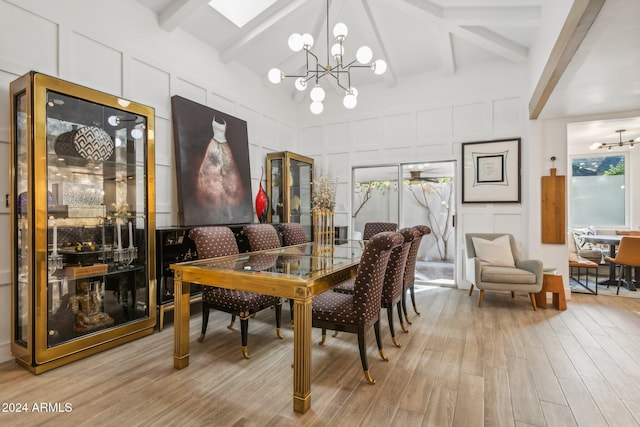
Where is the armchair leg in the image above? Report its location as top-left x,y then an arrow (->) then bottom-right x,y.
468,284 -> 474,296
529,293 -> 537,311
478,290 -> 485,307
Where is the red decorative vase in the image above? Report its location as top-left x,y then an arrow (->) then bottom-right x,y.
255,168 -> 268,223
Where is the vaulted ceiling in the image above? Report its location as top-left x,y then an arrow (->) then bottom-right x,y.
138,0 -> 640,147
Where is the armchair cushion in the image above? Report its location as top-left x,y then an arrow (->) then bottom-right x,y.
471,235 -> 515,267
481,265 -> 536,284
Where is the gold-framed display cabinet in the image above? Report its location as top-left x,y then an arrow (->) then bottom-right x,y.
266,151 -> 314,240
10,71 -> 156,373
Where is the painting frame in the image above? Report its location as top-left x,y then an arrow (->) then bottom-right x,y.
462,138 -> 521,203
171,95 -> 254,226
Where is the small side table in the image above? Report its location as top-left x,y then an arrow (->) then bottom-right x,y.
535,273 -> 567,310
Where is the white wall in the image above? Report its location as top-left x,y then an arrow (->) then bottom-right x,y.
0,0 -> 298,363
295,62 -> 535,288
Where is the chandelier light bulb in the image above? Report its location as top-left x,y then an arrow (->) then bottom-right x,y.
107,115 -> 120,126
331,43 -> 344,58
268,68 -> 283,84
349,86 -> 358,98
310,85 -> 325,102
310,101 -> 324,115
630,141 -> 635,148
301,33 -> 314,49
288,33 -> 304,52
294,77 -> 307,91
333,22 -> 348,40
373,59 -> 387,75
356,46 -> 373,64
343,91 -> 357,109
131,128 -> 143,139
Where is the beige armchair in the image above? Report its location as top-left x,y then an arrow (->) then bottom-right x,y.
465,233 -> 543,310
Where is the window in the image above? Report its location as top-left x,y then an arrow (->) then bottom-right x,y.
570,154 -> 626,227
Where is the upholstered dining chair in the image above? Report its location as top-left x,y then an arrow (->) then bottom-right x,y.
401,225 -> 431,324
279,222 -> 308,246
312,231 -> 403,385
465,233 -> 543,310
188,226 -> 283,359
604,236 -> 640,295
334,227 -> 417,346
363,222 -> 398,240
243,223 -> 282,251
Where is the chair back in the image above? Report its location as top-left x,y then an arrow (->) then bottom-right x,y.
614,236 -> 640,267
353,232 -> 403,325
465,233 -> 519,261
363,222 -> 398,240
382,228 -> 417,304
279,222 -> 307,246
188,226 -> 239,258
615,230 -> 640,236
403,225 -> 432,287
243,224 -> 281,251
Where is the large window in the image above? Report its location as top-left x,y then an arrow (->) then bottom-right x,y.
570,154 -> 626,227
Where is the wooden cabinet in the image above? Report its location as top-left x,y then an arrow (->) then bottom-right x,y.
10,71 -> 156,373
266,151 -> 314,240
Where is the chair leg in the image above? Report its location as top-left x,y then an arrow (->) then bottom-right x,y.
228,314 -> 236,329
275,302 -> 283,339
616,264 -> 623,295
511,291 -> 515,298
478,289 -> 485,307
374,319 -> 388,362
397,301 -> 408,333
386,306 -> 400,347
401,288 -> 412,325
410,285 -> 420,315
357,327 -> 375,385
319,328 -> 327,345
289,299 -> 294,325
468,284 -> 474,296
198,301 -> 209,343
529,293 -> 537,311
240,314 -> 250,359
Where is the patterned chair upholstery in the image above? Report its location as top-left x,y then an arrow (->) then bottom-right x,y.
188,226 -> 282,359
362,222 -> 398,240
312,231 -> 403,385
334,228 -> 417,346
401,225 -> 431,323
243,224 -> 281,251
279,222 -> 308,246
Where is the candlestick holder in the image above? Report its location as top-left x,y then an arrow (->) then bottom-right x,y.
113,246 -> 137,268
48,253 -> 64,279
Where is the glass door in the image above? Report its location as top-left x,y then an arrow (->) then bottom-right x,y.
401,161 -> 456,287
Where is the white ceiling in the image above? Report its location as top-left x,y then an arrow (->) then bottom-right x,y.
138,0 -> 640,149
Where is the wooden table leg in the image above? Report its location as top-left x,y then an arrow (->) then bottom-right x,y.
292,298 -> 312,413
173,274 -> 191,369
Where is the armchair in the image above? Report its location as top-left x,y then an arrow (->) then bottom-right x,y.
465,233 -> 543,310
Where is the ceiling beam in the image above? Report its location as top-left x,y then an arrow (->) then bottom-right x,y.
443,7 -> 540,26
529,0 -> 605,119
361,0 -> 397,87
219,0 -> 308,64
433,24 -> 455,75
159,0 -> 209,32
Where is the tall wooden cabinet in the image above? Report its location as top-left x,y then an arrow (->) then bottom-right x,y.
10,71 -> 156,373
266,151 -> 314,240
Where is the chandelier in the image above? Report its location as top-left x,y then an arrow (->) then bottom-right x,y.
591,129 -> 636,151
267,0 -> 387,115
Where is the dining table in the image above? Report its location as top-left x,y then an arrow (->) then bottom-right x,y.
170,240 -> 365,413
579,234 -> 636,291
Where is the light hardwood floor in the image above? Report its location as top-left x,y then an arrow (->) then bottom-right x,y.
2,287 -> 640,426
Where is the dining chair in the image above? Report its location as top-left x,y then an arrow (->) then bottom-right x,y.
279,222 -> 308,246
401,225 -> 431,323
312,231 -> 403,385
334,227 -> 417,346
604,236 -> 640,295
188,226 -> 283,359
278,222 -> 308,321
362,222 -> 398,240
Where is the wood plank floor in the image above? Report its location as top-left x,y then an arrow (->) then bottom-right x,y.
2,287 -> 640,426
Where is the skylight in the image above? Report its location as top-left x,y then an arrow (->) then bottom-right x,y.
208,0 -> 276,28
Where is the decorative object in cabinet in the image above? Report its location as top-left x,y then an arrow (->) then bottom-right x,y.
266,152 -> 314,241
10,71 -> 156,373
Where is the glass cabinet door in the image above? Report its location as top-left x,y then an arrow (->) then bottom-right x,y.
266,152 -> 314,240
10,71 -> 156,373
